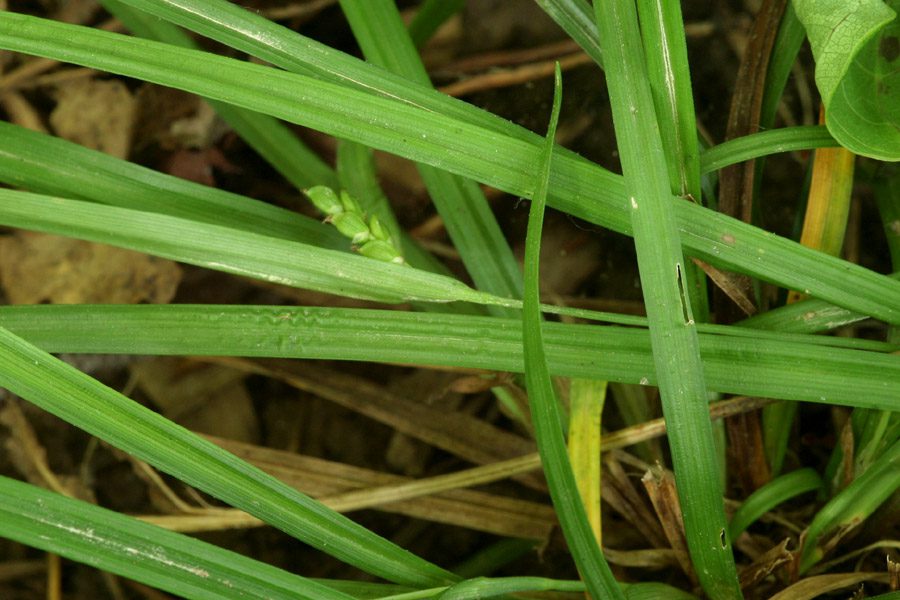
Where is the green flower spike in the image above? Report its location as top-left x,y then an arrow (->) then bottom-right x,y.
359,239 -> 405,264
305,185 -> 343,216
332,212 -> 372,244
368,214 -> 392,243
305,185 -> 406,265
339,190 -> 364,214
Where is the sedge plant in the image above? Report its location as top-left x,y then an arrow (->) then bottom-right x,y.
0,1 -> 898,599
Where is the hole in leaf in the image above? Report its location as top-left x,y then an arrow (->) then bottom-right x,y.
675,263 -> 693,325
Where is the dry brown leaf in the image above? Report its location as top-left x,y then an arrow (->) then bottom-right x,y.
768,572 -> 889,600
0,90 -> 47,132
134,85 -> 227,151
50,78 -> 134,158
692,257 -> 758,316
642,464 -> 698,585
203,357 -> 546,491
130,357 -> 259,444
0,560 -> 44,584
0,397 -> 94,501
601,546 -> 679,569
889,555 -> 899,590
601,452 -> 668,548
514,213 -> 603,296
726,407 -> 771,493
739,538 -> 792,591
0,231 -> 181,304
448,372 -> 511,394
206,435 -> 556,540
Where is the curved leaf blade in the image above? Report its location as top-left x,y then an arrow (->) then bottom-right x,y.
521,64 -> 624,599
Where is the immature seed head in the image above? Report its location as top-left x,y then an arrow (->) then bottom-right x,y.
358,239 -> 404,264
332,212 -> 372,244
305,186 -> 344,216
368,215 -> 392,243
340,190 -> 363,215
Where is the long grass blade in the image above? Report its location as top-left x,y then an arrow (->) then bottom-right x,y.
522,63 -> 624,599
113,0 -> 531,142
0,476 -> 352,600
738,271 -> 900,332
635,0 -> 710,339
636,0 -> 702,202
0,190 -> 504,307
0,12 -> 898,324
592,2 -> 740,596
2,304 -> 897,408
727,468 -> 823,540
700,126 -> 837,174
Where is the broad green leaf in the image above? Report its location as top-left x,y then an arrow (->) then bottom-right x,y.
0,476 -> 350,600
793,0 -> 900,160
